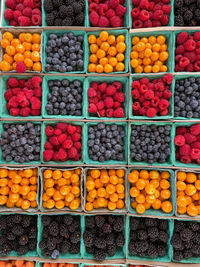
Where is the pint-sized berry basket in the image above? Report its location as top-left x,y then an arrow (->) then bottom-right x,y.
42,76 -> 86,119
130,30 -> 174,74
129,121 -> 175,166
84,76 -> 129,120
0,75 -> 42,119
173,122 -> 200,169
128,167 -> 176,217
41,121 -> 85,165
43,30 -> 87,74
84,121 -> 128,165
130,0 -> 174,29
127,215 -> 173,262
129,74 -> 174,120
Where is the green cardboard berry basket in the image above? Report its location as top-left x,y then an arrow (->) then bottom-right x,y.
41,120 -> 85,165
130,0 -> 174,29
81,264 -> 125,267
0,121 -> 42,165
173,122 -> 200,169
173,74 -> 200,120
37,214 -> 84,259
171,218 -> 200,263
83,167 -> 128,213
42,75 -> 86,119
41,0 -> 89,27
129,74 -> 174,120
86,29 -> 129,74
130,30 -> 174,74
82,214 -> 126,259
0,213 -> 39,257
0,75 -> 42,119
42,30 -> 87,74
84,76 -> 129,120
39,166 -> 84,212
127,215 -> 173,262
84,121 -> 128,165
129,121 -> 175,166
0,166 -> 40,213
128,167 -> 176,217
86,0 -> 130,28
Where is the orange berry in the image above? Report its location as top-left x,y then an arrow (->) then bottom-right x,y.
136,203 -> 146,214
116,184 -> 124,194
152,199 -> 162,210
160,179 -> 170,190
195,180 -> 200,190
85,202 -> 93,211
108,201 -> 116,210
32,33 -> 41,44
100,42 -> 110,52
136,42 -> 145,52
108,46 -> 117,56
145,184 -> 155,195
104,63 -> 113,73
97,197 -> 106,207
3,32 -> 13,41
136,193 -> 145,204
177,195 -> 187,207
3,54 -> 13,65
99,57 -> 108,66
144,65 -> 152,73
185,184 -> 196,196
31,51 -> 40,62
24,33 -> 32,43
128,170 -> 139,183
116,62 -> 125,71
46,199 -> 55,209
130,186 -> 139,198
86,180 -> 95,191
176,181 -> 186,191
9,192 -> 20,203
106,184 -> 115,194
88,189 -> 97,199
27,191 -> 37,201
23,42 -> 32,51
186,172 -> 197,183
152,43 -> 160,52
116,53 -> 125,62
108,35 -> 116,45
96,64 -> 104,73
71,186 -> 80,195
55,200 -> 65,209
16,44 -> 25,53
71,173 -> 79,183
45,178 -> 54,188
135,65 -> 143,73
116,42 -> 126,53
161,201 -> 172,213
140,170 -> 150,180
161,189 -> 171,200
157,35 -> 166,45
109,57 -> 118,67
88,63 -> 96,73
44,169 -> 53,179
53,170 -> 62,180
70,199 -> 80,210
14,53 -> 24,63
46,187 -> 55,197
146,195 -> 156,204
131,59 -> 138,68
99,31 -> 109,41
0,169 -> 8,178
0,195 -> 8,205
97,188 -> 106,198
21,200 -> 31,210
177,171 -> 186,181
88,35 -> 97,44
110,175 -> 118,185
65,192 -> 74,202
11,184 -> 20,193
132,36 -> 140,45
1,39 -> 10,48
136,179 -> 146,190
187,204 -> 198,217
161,171 -> 170,179
32,43 -> 40,51
150,179 -> 160,188
0,60 -> 11,71
89,54 -> 98,64
32,62 -> 42,72
177,206 -> 187,215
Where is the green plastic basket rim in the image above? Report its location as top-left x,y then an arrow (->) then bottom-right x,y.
128,167 -> 176,217
42,75 -> 86,119
129,74 -> 174,120
84,121 -> 128,165
84,76 -> 129,120
42,30 -> 87,74
129,122 -> 174,166
86,29 -> 129,75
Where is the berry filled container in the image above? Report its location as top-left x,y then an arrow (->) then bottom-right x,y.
84,76 -> 129,120
0,75 -> 42,119
0,121 -> 42,165
84,122 -> 128,165
37,214 -> 84,259
129,122 -> 174,166
39,167 -> 83,212
127,215 -> 173,262
82,214 -> 126,260
42,76 -> 85,119
130,0 -> 174,29
43,30 -> 87,74
128,168 -> 176,217
130,30 -> 174,74
129,74 -> 174,120
0,213 -> 39,257
41,121 -> 85,165
86,29 -> 129,74
173,122 -> 200,169
42,0 -> 88,27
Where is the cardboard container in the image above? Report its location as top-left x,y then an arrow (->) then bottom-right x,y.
41,121 -> 85,165
84,121 -> 128,165
0,166 -> 40,213
84,76 -> 129,120
42,30 -> 87,74
82,214 -> 126,260
0,28 -> 43,73
130,31 -> 174,74
127,215 -> 173,262
173,122 -> 200,169
128,167 -> 176,217
0,213 -> 38,257
86,29 -> 129,74
37,214 -> 83,259
0,75 -> 43,119
0,121 -> 42,165
42,75 -> 86,119
129,122 -> 174,166
129,74 -> 174,120
83,167 -> 128,213
39,167 -> 83,212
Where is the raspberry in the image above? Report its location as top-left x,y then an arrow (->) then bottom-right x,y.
113,102 -> 121,109
23,88 -> 33,99
133,20 -> 143,28
192,142 -> 200,149
160,109 -> 168,116
104,97 -> 114,108
162,4 -> 171,14
179,57 -> 190,68
110,16 -> 121,27
143,101 -> 151,108
52,152 -> 58,161
88,103 -> 97,113
159,99 -> 169,110
193,32 -> 200,41
44,142 -> 53,150
146,107 -> 157,118
194,61 -> 200,71
34,0 -> 41,8
32,14 -> 42,26
23,0 -> 34,8
74,142 -> 82,150
112,82 -> 121,90
98,82 -> 107,92
34,87 -> 42,98
177,32 -> 188,45
160,14 -> 169,25
163,90 -> 172,99
179,144 -> 191,156
55,122 -> 67,132
143,19 -> 152,27
162,74 -> 173,85
132,89 -> 140,99
18,15 -> 31,26
139,107 -> 147,116
139,84 -> 148,94
30,97 -> 41,110
132,0 -> 140,5
132,102 -> 140,111
174,135 -> 185,146
175,45 -> 184,55
191,148 -> 200,160
32,8 -> 41,16
109,0 -> 119,8
131,8 -> 140,18
43,150 -> 54,161
140,10 -> 150,21
16,3 -> 23,11
96,101 -> 104,110
155,82 -> 164,91
31,109 -> 40,116
98,16 -> 109,27
113,107 -> 124,118
113,92 -> 125,103
89,11 -> 99,26
54,129 -> 62,136
99,109 -> 105,116
10,108 -> 20,116
22,7 -> 32,17
45,126 -> 54,137
148,1 -> 154,10
153,10 -> 163,20
98,3 -> 108,16
72,133 -> 81,142
145,90 -> 154,99
184,133 -> 197,144
6,0 -> 16,9
68,147 -> 78,159
176,127 -> 187,135
63,139 -> 73,150
140,0 -> 149,9
190,124 -> 200,136
106,108 -> 114,117
20,107 -> 30,117
184,52 -> 196,63
132,80 -> 140,89
184,39 -> 196,51
180,155 -> 191,164
16,62 -> 26,73
49,136 -> 59,146
151,96 -> 159,107
89,3 -> 98,12
8,78 -> 18,87
66,125 -> 77,135
10,19 -> 18,26
57,148 -> 67,161
116,5 -> 126,16
4,9 -> 14,20
106,85 -> 116,95
88,87 -> 97,98
4,90 -> 13,101
152,20 -> 161,27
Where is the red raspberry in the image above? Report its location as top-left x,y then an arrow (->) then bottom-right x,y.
194,61 -> 200,72
89,11 -> 99,26
44,141 -> 53,150
72,133 -> 81,142
106,85 -> 116,95
32,8 -> 41,16
148,1 -> 154,10
179,57 -> 190,68
146,108 -> 157,118
179,144 -> 191,156
106,9 -> 116,18
57,148 -> 68,161
153,10 -> 163,20
144,20 -> 152,27
174,135 -> 185,146
57,134 -> 67,144
54,129 -> 62,136
113,92 -> 125,103
66,125 -> 77,135
177,32 -> 188,45
192,142 -> 200,149
132,89 -> 140,99
132,80 -> 140,89
6,0 -> 16,9
143,101 -> 151,108
32,14 -> 42,26
160,109 -> 168,116
184,39 -> 196,51
63,139 -> 73,150
16,62 -> 26,73
98,82 -> 107,92
113,102 -> 121,109
180,155 -> 191,164
113,107 -> 124,118
139,107 -> 147,116
140,0 -> 149,9
112,82 -> 122,90
131,8 -> 140,19
190,124 -> 200,136
162,74 -> 173,85
99,109 -> 105,117
159,99 -> 169,110
162,4 -> 171,14
152,20 -> 161,27
163,90 -> 172,99
23,0 -> 34,8
132,102 -> 140,111
104,97 -> 114,108
184,133 -> 197,144
109,0 -> 119,8
74,142 -> 82,150
191,148 -> 200,160
10,108 -> 20,116
110,16 -> 121,27
151,96 -> 159,107
193,32 -> 200,41
160,14 -> 169,25
4,9 -> 14,20
145,90 -> 154,99
132,0 -> 140,6
43,150 -> 54,161
98,16 -> 109,27
98,4 -> 108,16
56,122 -> 68,132
176,127 -> 187,135
155,82 -> 164,91
96,101 -> 104,110
139,84 -> 148,94
106,108 -> 114,117
133,20 -> 143,28
88,87 -> 96,97
116,5 -> 126,16
175,45 -> 184,55
140,10 -> 150,21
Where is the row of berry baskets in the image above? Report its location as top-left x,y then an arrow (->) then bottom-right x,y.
0,212 -> 200,264
1,0 -> 175,28
1,29 -> 200,74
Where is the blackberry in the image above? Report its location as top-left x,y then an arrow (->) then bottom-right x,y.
19,235 -> 28,245
66,5 -> 74,17
60,240 -> 70,254
6,215 -> 15,227
116,233 -> 125,247
46,13 -> 55,26
107,243 -> 117,257
13,214 -> 22,224
59,5 -> 68,18
128,242 -> 136,255
48,221 -> 59,237
29,239 -> 37,250
174,220 -> 186,232
75,12 -> 84,25
43,249 -> 51,257
184,240 -> 193,249
158,220 -> 168,231
63,215 -> 73,225
137,229 -> 148,240
180,228 -> 192,241
70,231 -> 81,244
42,216 -> 51,226
7,232 -> 16,241
175,15 -> 184,26
60,224 -> 68,237
10,240 -> 18,251
29,226 -> 37,239
44,0 -> 54,12
108,215 -> 115,225
94,237 -> 106,249
183,249 -> 193,259
171,233 -> 183,250
188,221 -> 200,232
47,237 -> 57,251
130,217 -> 140,230
83,231 -> 94,247
95,216 -> 105,228
17,245 -> 29,255
193,232 -> 200,244
175,0 -> 184,8
106,233 -> 115,245
69,243 -> 80,254
68,220 -> 80,233
147,227 -> 159,239
62,17 -> 73,26
0,217 -> 7,230
0,244 -> 11,256
94,249 -> 106,261
192,244 -> 200,255
184,9 -> 193,21
174,250 -> 183,261
72,2 -> 83,13
135,240 -> 149,253
22,215 -> 32,228
113,217 -> 124,232
159,231 -> 169,243
42,228 -> 49,239
39,239 -> 47,250
11,225 -> 24,236
102,223 -> 112,234
157,245 -> 167,257
52,0 -> 63,7
0,236 -> 7,245
145,218 -> 157,228
147,243 -> 158,258
86,246 -> 94,254
85,216 -> 95,229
